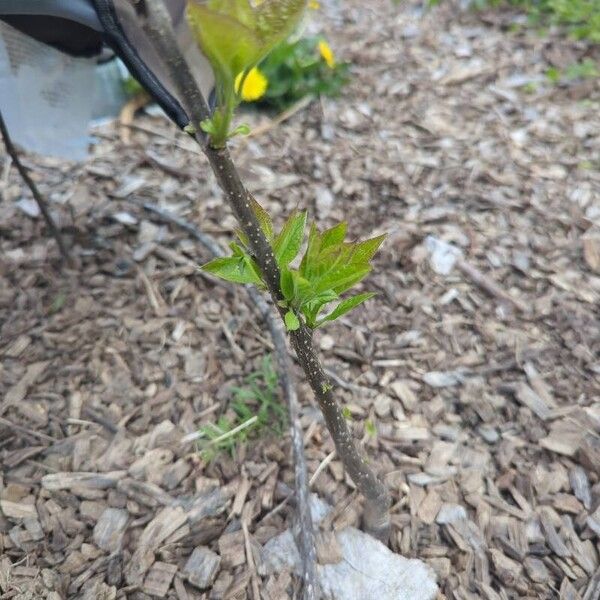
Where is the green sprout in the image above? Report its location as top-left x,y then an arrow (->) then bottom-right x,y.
196,355 -> 286,460
202,200 -> 384,331
186,0 -> 307,146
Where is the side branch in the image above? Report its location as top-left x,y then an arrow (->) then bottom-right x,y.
0,110 -> 70,264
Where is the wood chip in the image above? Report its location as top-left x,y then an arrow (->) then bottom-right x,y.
418,489 -> 443,525
389,380 -> 418,410
578,435 -> 600,475
42,471 -> 127,491
539,509 -> 571,558
0,499 -> 37,519
514,382 -> 551,420
143,561 -> 178,597
183,547 -> 221,589
93,508 -> 128,553
3,361 -> 49,409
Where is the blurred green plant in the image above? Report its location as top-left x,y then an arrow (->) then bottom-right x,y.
249,36 -> 349,110
196,355 -> 286,460
122,74 -> 145,97
421,0 -> 600,43
202,200 -> 384,331
186,0 -> 307,146
547,58 -> 600,82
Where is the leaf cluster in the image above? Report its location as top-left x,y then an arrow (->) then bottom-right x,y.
202,200 -> 384,331
186,0 -> 307,145
252,37 -> 349,111
421,0 -> 600,43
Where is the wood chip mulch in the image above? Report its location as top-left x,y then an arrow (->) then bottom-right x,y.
1,0 -> 599,598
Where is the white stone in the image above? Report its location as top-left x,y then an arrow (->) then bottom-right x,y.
261,496 -> 437,600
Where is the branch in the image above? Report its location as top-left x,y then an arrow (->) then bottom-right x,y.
141,0 -> 390,547
0,110 -> 70,264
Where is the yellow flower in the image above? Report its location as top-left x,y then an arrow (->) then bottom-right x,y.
235,67 -> 268,101
309,0 -> 321,8
318,40 -> 335,69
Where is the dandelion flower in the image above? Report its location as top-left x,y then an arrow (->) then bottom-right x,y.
235,67 -> 268,102
309,0 -> 321,9
318,40 -> 335,69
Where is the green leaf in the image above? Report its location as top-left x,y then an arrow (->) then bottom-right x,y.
280,267 -> 295,302
315,292 -> 375,328
234,228 -> 249,247
187,0 -> 307,84
299,222 -> 321,278
250,197 -> 273,240
284,310 -> 300,331
202,256 -> 262,285
200,118 -> 218,135
348,234 -> 386,264
273,210 -> 307,267
320,221 -> 347,250
255,0 -> 308,45
187,2 -> 264,83
228,123 -> 251,138
331,267 -> 371,295
314,264 -> 370,295
229,241 -> 245,256
303,289 -> 339,328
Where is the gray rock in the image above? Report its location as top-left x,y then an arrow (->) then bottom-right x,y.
261,496 -> 437,600
184,546 -> 221,589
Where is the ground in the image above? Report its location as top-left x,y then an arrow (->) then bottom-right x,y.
1,0 -> 599,599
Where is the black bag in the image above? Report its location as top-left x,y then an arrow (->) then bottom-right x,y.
0,0 -> 214,127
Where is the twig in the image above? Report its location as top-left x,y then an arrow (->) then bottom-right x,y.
0,110 -> 70,264
0,416 -> 55,443
309,450 -> 336,487
243,95 -> 313,141
242,520 -> 261,600
457,258 -> 530,314
141,0 -> 390,545
142,202 -> 223,257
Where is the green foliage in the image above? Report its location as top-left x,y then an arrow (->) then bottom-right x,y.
564,58 -> 600,79
417,0 -> 600,43
546,58 -> 600,83
250,37 -> 349,110
122,75 -> 145,97
202,202 -> 383,331
365,419 -> 377,438
523,0 -> 600,42
186,0 -> 307,146
197,355 -> 286,460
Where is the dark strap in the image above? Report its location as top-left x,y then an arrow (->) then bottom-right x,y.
91,0 -> 189,128
0,0 -> 102,31
0,15 -> 103,57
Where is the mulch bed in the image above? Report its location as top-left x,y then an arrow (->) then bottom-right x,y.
1,0 -> 599,598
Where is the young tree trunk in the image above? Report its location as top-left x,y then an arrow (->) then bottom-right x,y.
141,0 -> 391,542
